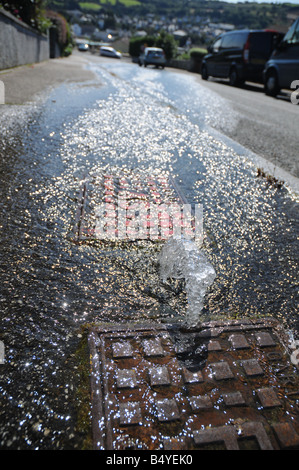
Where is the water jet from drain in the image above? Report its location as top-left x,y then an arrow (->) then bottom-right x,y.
159,237 -> 216,326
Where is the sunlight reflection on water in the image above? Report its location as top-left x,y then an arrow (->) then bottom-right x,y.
0,60 -> 298,449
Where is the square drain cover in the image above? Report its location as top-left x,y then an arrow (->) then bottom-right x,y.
88,319 -> 299,450
73,173 -> 197,242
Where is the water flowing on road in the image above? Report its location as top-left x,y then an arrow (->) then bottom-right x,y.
0,58 -> 298,448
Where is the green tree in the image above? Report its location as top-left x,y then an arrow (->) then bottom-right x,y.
0,0 -> 51,33
129,31 -> 178,60
129,35 -> 156,57
46,9 -> 73,56
155,30 -> 177,61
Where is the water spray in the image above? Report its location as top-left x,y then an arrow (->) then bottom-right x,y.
159,237 -> 216,327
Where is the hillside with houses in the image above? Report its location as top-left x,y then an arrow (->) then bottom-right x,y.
47,0 -> 299,52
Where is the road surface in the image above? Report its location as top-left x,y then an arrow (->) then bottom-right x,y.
195,74 -> 299,179
1,51 -> 299,183
0,51 -> 298,450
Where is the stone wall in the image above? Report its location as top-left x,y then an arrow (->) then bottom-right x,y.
166,58 -> 203,73
0,9 -> 49,70
168,59 -> 192,71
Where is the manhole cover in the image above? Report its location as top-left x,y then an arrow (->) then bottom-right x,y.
73,172 -> 201,243
88,319 -> 299,450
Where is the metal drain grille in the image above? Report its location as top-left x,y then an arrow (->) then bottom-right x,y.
73,172 -> 199,243
88,319 -> 299,450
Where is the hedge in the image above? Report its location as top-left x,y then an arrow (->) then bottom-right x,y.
129,35 -> 156,57
189,47 -> 208,60
189,48 -> 208,60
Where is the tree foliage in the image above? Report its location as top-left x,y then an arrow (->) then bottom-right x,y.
129,35 -> 156,57
129,31 -> 177,60
0,0 -> 51,33
46,9 -> 73,55
155,30 -> 177,61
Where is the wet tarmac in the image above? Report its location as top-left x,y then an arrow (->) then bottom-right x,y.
0,59 -> 298,449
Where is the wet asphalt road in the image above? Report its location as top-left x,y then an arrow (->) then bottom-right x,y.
196,73 -> 299,179
0,53 -> 298,449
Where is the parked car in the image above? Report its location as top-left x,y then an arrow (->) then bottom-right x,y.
263,17 -> 299,96
78,43 -> 89,52
100,46 -> 122,59
138,47 -> 166,68
201,29 -> 284,86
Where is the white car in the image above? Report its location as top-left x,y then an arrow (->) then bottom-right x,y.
100,46 -> 122,59
138,47 -> 166,68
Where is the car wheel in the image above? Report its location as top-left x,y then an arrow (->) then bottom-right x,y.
265,70 -> 280,97
229,67 -> 240,86
201,64 -> 208,80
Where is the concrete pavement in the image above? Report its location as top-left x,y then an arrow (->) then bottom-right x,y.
0,52 -> 97,105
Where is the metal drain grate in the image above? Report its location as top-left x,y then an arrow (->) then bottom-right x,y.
88,319 -> 299,450
73,173 -> 200,243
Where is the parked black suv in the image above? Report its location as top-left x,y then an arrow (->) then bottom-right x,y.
263,17 -> 299,96
201,29 -> 284,86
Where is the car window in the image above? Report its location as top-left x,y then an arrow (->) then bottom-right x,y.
220,32 -> 248,49
283,19 -> 299,44
233,32 -> 248,48
212,38 -> 222,52
294,20 -> 299,43
221,34 -> 234,49
147,50 -> 163,56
